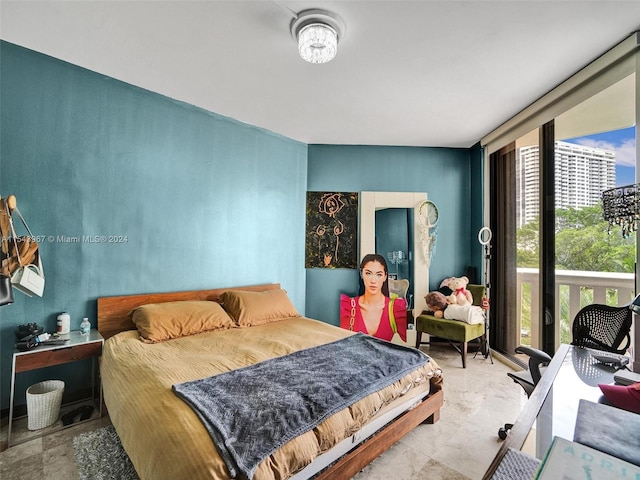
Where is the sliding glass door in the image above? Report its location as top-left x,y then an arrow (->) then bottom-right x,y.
489,73 -> 637,358
554,74 -> 637,342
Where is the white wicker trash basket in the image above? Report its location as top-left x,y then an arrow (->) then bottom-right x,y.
26,380 -> 65,430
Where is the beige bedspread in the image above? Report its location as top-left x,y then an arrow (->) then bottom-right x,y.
101,317 -> 442,480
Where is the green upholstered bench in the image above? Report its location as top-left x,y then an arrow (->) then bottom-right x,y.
415,284 -> 486,368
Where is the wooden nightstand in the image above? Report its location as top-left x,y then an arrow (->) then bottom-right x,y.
6,329 -> 104,447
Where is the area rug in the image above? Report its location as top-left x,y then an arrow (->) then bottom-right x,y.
73,425 -> 138,480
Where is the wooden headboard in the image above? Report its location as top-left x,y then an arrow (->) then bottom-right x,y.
97,283 -> 281,340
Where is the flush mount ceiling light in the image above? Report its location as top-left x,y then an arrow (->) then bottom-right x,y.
290,9 -> 345,64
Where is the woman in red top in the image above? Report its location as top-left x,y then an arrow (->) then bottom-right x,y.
340,254 -> 407,342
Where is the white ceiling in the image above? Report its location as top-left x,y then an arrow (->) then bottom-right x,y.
1,0 -> 640,148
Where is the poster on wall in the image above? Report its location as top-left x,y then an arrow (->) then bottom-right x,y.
305,192 -> 358,269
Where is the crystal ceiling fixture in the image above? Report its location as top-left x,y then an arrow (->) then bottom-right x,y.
290,9 -> 345,64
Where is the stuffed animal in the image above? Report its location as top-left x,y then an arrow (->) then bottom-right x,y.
424,290 -> 485,325
438,277 -> 454,296
425,291 -> 449,318
447,276 -> 473,306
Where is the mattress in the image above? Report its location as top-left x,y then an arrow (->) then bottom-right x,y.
101,316 -> 442,480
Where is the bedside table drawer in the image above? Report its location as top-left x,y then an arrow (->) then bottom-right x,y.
15,342 -> 103,373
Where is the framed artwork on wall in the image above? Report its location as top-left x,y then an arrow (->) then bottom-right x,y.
305,192 -> 358,269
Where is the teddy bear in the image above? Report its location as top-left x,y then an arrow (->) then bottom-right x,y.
425,291 -> 449,318
446,276 -> 473,306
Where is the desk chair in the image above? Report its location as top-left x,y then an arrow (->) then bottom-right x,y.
498,346 -> 552,440
506,346 -> 553,398
498,301 -> 633,440
571,303 -> 632,354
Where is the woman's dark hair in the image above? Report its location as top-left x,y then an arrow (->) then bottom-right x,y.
359,253 -> 390,296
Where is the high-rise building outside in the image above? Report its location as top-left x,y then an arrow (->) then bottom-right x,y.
516,141 -> 615,228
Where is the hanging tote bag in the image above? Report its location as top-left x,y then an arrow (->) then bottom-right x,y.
5,198 -> 45,297
1,196 -> 38,276
0,199 -> 15,305
11,252 -> 45,297
387,294 -> 408,344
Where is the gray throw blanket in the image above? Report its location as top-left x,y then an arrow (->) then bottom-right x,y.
172,333 -> 430,479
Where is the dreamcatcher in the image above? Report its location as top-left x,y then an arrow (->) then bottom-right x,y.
418,200 -> 439,266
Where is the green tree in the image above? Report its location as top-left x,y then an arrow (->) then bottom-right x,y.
517,204 -> 635,273
555,204 -> 635,273
517,219 -> 539,268
516,203 -> 635,345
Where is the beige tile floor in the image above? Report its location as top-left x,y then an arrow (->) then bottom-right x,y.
0,343 -> 526,480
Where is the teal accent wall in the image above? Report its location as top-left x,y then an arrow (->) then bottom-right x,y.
0,42 -> 307,410
305,144 -> 483,326
0,40 -> 484,412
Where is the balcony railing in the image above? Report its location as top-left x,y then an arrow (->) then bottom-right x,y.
517,268 -> 635,347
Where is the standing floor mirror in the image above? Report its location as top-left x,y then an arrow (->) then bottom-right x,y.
359,192 -> 430,320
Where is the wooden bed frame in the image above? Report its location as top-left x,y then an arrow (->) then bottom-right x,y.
97,283 -> 444,480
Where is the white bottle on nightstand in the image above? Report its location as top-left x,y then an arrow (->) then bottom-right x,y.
80,317 -> 91,335
57,312 -> 71,334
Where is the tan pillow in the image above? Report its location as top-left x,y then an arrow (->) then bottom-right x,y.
220,289 -> 300,326
132,300 -> 235,343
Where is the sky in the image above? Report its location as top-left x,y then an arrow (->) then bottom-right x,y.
566,126 -> 636,187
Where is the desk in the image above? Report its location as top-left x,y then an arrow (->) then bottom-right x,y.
7,329 -> 104,447
483,344 -> 618,479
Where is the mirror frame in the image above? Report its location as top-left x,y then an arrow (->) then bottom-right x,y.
360,192 -> 429,316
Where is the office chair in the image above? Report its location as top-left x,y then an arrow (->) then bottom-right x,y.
498,346 -> 552,439
571,303 -> 632,355
506,346 -> 553,398
498,301 -> 634,440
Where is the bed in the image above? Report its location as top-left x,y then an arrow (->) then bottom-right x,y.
98,283 -> 444,480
